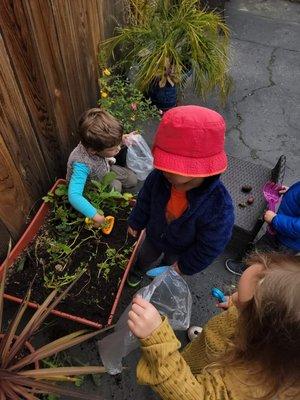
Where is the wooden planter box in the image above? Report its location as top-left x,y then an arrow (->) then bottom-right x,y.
0,179 -> 143,329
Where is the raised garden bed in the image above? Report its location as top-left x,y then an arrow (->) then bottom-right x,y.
0,178 -> 142,329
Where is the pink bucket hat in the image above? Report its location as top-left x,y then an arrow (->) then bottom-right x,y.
152,105 -> 227,177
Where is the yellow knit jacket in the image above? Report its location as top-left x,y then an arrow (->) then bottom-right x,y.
137,306 -> 258,400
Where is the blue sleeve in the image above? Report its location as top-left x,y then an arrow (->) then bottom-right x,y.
68,162 -> 97,218
178,203 -> 234,275
272,214 -> 300,238
128,172 -> 153,230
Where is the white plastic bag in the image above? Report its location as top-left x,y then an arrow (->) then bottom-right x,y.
125,133 -> 153,181
98,268 -> 192,375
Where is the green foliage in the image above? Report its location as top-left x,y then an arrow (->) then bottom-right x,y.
87,176 -> 133,214
97,247 -> 132,281
98,70 -> 159,133
34,174 -> 135,290
100,0 -> 231,103
43,266 -> 86,290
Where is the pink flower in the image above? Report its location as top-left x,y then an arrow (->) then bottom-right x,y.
131,102 -> 138,111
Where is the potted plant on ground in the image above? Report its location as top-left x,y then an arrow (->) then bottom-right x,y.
100,0 -> 231,110
0,243 -> 109,399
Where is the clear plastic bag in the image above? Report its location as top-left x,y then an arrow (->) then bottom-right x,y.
125,133 -> 153,181
98,268 -> 192,375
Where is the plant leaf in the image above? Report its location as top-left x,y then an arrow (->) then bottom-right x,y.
101,171 -> 117,187
10,324 -> 114,371
10,383 -> 39,400
4,289 -> 58,367
54,184 -> 68,197
0,287 -> 31,365
10,329 -> 88,371
0,370 -> 104,399
19,366 -> 106,378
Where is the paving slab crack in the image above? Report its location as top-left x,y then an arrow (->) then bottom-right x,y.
232,36 -> 299,53
227,48 -> 279,160
240,47 -> 277,101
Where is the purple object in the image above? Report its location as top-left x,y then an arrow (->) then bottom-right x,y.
263,181 -> 282,234
263,181 -> 281,211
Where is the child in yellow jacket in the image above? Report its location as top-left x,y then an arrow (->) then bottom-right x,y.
128,253 -> 300,400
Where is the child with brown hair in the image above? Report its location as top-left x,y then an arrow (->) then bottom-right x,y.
128,253 -> 300,399
67,108 -> 137,226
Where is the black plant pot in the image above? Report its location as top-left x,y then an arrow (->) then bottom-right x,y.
148,82 -> 177,111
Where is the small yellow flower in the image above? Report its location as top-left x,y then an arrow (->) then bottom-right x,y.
103,68 -> 111,76
100,91 -> 108,98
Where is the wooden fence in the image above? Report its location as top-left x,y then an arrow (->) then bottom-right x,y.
0,0 -> 123,259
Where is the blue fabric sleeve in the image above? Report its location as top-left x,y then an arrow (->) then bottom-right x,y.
68,162 -> 97,218
272,214 -> 300,238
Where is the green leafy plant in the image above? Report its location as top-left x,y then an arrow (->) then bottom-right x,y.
32,174 -> 135,293
123,0 -> 158,26
97,246 -> 132,281
87,172 -> 134,214
0,242 -> 111,399
98,68 -> 160,133
100,0 -> 231,102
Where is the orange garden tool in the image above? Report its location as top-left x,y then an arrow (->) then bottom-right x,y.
85,216 -> 115,235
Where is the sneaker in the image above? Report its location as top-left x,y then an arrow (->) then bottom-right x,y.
225,259 -> 246,276
187,326 -> 203,341
127,269 -> 143,288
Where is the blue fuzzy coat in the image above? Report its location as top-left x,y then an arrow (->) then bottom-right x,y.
272,181 -> 300,251
128,170 -> 234,275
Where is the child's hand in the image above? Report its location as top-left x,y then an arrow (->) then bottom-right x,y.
93,213 -> 106,228
216,292 -> 238,310
264,210 -> 276,224
123,132 -> 138,146
106,157 -> 116,165
216,296 -> 231,310
128,296 -> 162,339
128,226 -> 139,238
172,261 -> 181,274
279,185 -> 289,194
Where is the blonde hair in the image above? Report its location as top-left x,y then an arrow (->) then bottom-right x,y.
78,108 -> 123,151
211,253 -> 300,399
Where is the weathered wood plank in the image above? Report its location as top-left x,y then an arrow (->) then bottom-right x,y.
0,0 -> 64,185
0,134 -> 32,239
0,34 -> 46,201
50,0 -> 98,117
24,0 -> 76,164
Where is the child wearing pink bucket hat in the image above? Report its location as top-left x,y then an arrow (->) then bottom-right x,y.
127,105 -> 234,287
